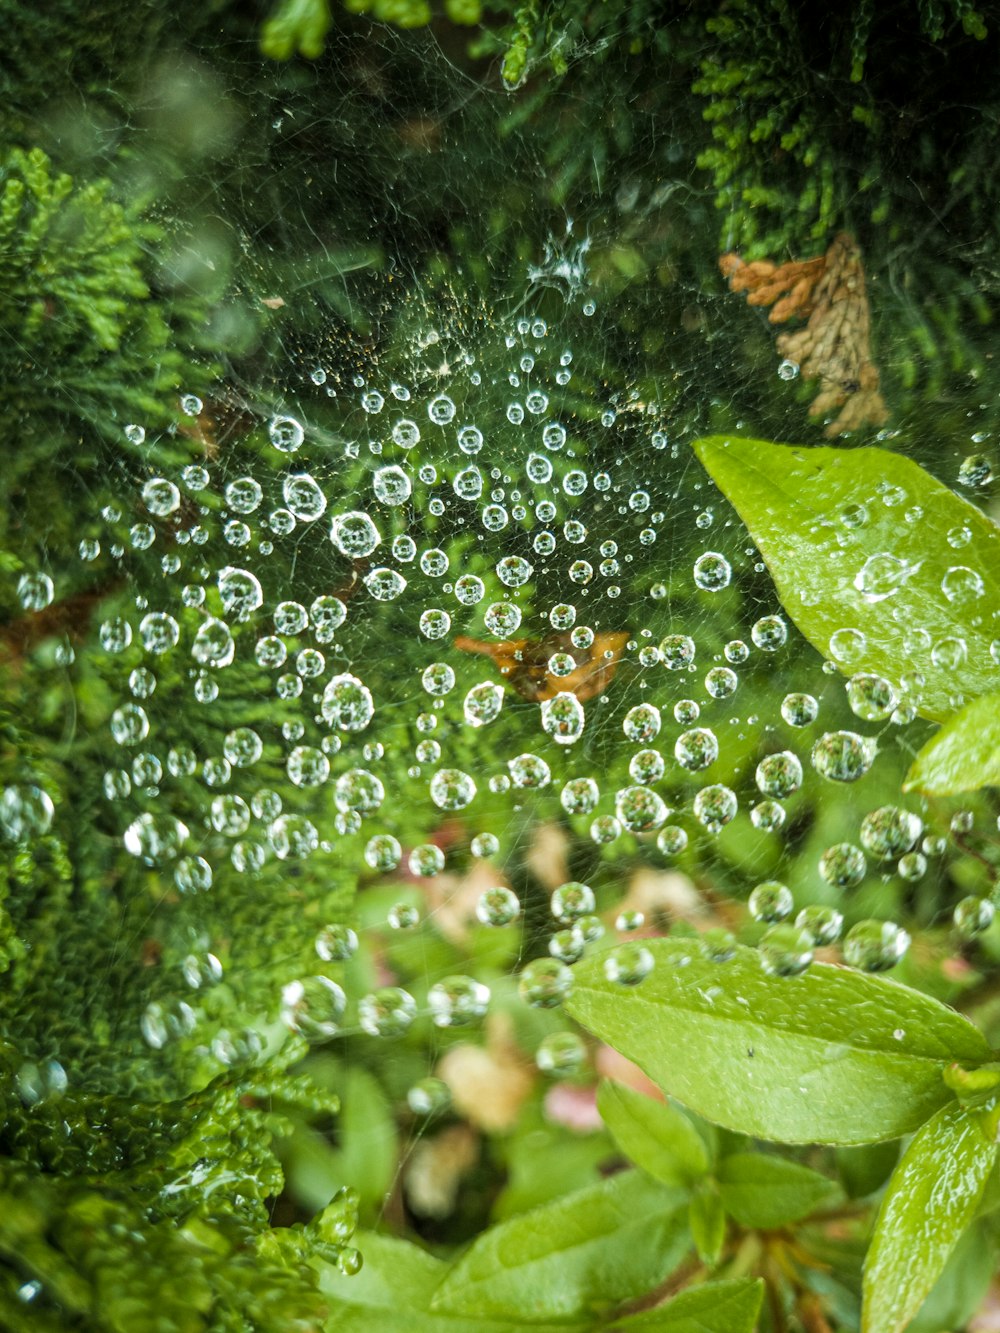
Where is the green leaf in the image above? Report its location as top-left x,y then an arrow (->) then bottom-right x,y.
907,1220 -> 998,1333
609,1278 -> 764,1331
494,1108 -> 612,1221
317,1232 -> 582,1332
260,0 -> 331,60
283,1064 -> 396,1220
597,1080 -> 710,1186
835,1141 -> 900,1199
430,1169 -> 689,1322
904,691 -> 1000,794
564,939 -> 991,1144
693,435 -> 1000,722
688,1187 -> 727,1265
718,1152 -> 840,1228
862,1102 -> 999,1333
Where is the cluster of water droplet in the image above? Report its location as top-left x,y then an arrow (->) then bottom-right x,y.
12,311 -> 993,1100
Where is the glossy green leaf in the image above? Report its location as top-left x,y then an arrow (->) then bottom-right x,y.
688,1186 -> 726,1265
317,1232 -> 585,1332
907,1221 -> 997,1333
718,1152 -> 839,1228
597,1080 -> 709,1186
904,691 -> 1000,794
609,1278 -> 764,1331
430,1169 -> 689,1321
693,435 -> 1000,722
862,1102 -> 999,1333
564,940 -> 991,1144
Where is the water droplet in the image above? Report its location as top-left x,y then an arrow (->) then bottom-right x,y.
958,453 -> 993,487
430,768 -> 477,810
485,602 -> 522,636
656,825 -> 688,855
755,751 -> 803,798
853,553 -> 918,602
954,896 -> 994,937
331,511 -> 381,558
358,987 -> 417,1036
675,728 -> 718,772
428,976 -> 489,1027
629,749 -> 665,784
518,958 -> 573,1007
17,573 -> 54,611
659,634 -> 695,670
334,768 -> 385,814
364,567 -> 407,600
693,784 -> 738,832
269,415 -> 304,453
541,692 -> 586,745
759,925 -> 813,976
536,1032 -> 587,1076
373,465 -> 412,506
552,879 -> 600,922
796,905 -> 843,945
316,923 -> 359,961
218,567 -> 263,620
941,566 -> 984,604
860,806 -> 922,859
496,555 -> 532,588
142,477 -> 181,516
407,1077 -> 451,1115
750,800 -> 785,831
843,919 -> 909,971
0,785 -> 55,841
705,666 -> 738,699
428,395 -> 456,425
751,616 -> 787,651
829,627 -> 867,664
603,942 -> 654,985
748,881 -> 793,922
476,886 -> 520,926
819,842 -> 867,887
124,812 -> 188,863
693,551 -> 731,591
281,976 -> 346,1039
811,731 -> 876,783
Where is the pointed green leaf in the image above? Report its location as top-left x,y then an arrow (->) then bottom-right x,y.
597,1080 -> 709,1186
430,1169 -> 689,1322
862,1102 -> 999,1333
718,1152 -> 839,1228
693,435 -> 1000,722
564,940 -> 991,1145
904,691 -> 1000,794
688,1187 -> 727,1265
609,1278 -> 764,1331
316,1232 -> 576,1332
907,1221 -> 998,1333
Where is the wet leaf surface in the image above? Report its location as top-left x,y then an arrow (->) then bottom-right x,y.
904,690 -> 1000,794
565,939 -> 991,1144
862,1102 -> 999,1333
693,435 -> 1000,722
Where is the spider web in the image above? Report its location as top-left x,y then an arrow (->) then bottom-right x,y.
4,9 -> 998,1242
